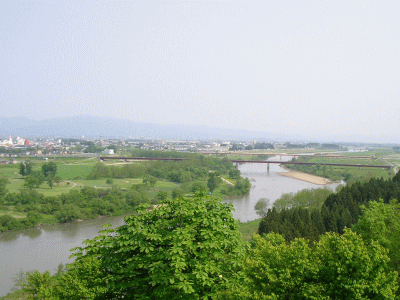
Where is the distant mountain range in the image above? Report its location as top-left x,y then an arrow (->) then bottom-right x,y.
0,115 -> 297,141
0,116 -> 396,144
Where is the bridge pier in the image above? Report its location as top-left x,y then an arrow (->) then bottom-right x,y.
235,162 -> 238,170
267,163 -> 270,172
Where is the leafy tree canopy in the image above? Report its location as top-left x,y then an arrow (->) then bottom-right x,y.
0,178 -> 9,198
142,174 -> 157,186
219,230 -> 398,299
41,162 -> 57,178
70,193 -> 245,299
24,172 -> 45,190
207,172 -> 222,192
19,161 -> 33,177
353,199 -> 400,273
254,198 -> 270,217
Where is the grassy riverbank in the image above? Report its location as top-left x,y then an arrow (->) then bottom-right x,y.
283,150 -> 395,184
238,218 -> 262,241
0,153 -> 252,232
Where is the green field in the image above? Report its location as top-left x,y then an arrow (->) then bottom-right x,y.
0,155 -> 242,213
0,210 -> 27,219
0,158 -> 182,197
238,218 -> 261,241
2,175 -> 179,197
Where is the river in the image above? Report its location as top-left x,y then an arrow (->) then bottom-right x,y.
0,155 -> 341,296
223,155 -> 342,221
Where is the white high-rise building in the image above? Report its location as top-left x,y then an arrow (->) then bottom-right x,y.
16,136 -> 25,146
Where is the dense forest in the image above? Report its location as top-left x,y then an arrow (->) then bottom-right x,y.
258,172 -> 400,242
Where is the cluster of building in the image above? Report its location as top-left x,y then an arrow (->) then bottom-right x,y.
0,135 -> 30,147
0,135 -> 274,156
1,134 -> 369,160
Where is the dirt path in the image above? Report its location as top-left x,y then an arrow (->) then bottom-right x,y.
220,177 -> 234,186
63,181 -> 77,188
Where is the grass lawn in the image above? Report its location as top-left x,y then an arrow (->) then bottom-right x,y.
0,210 -> 27,219
144,180 -> 181,198
56,164 -> 94,180
238,218 -> 262,241
3,170 -> 181,197
0,164 -> 20,178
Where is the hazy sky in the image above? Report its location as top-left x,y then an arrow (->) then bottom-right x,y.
1,0 -> 400,142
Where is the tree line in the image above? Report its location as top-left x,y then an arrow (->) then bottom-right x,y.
229,142 -> 275,151
258,172 -> 400,242
0,155 -> 250,232
87,154 -> 251,196
8,192 -> 400,299
20,162 -> 62,190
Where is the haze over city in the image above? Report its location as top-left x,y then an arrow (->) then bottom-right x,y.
1,0 -> 400,142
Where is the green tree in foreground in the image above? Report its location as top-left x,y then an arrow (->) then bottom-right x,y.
70,193 -> 245,299
54,256 -> 107,299
353,199 -> 400,273
219,230 -> 398,299
22,270 -> 54,300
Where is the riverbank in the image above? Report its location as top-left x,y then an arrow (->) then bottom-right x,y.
279,166 -> 332,185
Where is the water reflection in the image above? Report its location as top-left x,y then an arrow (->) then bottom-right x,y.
0,227 -> 42,242
0,215 -> 127,296
22,228 -> 42,239
0,231 -> 22,242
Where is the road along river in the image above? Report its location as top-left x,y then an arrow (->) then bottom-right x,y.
0,155 -> 341,296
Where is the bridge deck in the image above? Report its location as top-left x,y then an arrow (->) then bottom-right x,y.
202,152 -> 374,159
98,157 -> 390,169
231,160 -> 391,169
99,157 -> 188,161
